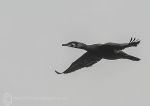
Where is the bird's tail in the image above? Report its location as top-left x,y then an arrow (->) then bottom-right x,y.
124,55 -> 141,61
119,51 -> 140,61
55,70 -> 64,74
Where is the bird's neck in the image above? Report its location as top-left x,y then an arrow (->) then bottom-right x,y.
79,44 -> 90,51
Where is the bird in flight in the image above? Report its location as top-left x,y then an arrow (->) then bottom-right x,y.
55,38 -> 140,74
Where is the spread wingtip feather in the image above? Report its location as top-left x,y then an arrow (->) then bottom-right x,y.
55,70 -> 63,74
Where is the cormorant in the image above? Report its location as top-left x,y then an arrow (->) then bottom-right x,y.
55,37 -> 140,74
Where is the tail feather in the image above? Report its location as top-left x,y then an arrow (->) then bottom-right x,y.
119,51 -> 140,61
125,55 -> 140,61
55,70 -> 64,74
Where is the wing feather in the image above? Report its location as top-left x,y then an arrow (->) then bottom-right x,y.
55,52 -> 102,74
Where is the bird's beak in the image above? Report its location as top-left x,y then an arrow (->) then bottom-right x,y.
62,43 -> 68,46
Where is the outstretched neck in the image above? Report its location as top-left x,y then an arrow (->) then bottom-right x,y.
79,43 -> 90,51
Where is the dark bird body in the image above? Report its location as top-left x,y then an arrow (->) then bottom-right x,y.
55,38 -> 140,74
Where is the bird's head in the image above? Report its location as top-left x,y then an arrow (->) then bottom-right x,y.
62,41 -> 87,49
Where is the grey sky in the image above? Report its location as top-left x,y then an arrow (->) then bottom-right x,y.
0,0 -> 149,106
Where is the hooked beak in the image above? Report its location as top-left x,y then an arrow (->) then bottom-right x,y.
62,43 -> 69,46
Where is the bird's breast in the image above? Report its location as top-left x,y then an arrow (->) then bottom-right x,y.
101,49 -> 121,60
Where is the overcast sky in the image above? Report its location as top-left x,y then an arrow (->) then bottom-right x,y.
0,0 -> 149,106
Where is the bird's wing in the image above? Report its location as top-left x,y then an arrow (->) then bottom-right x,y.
105,38 -> 140,50
55,52 -> 102,74
104,42 -> 127,50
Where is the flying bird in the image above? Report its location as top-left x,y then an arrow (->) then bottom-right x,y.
55,38 -> 140,74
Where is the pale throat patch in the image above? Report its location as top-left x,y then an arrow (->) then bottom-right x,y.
72,43 -> 76,47
77,43 -> 82,48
